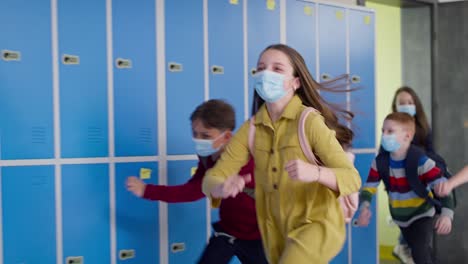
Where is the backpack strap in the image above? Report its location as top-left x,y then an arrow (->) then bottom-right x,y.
375,151 -> 391,191
248,117 -> 255,155
298,107 -> 321,165
405,145 -> 442,209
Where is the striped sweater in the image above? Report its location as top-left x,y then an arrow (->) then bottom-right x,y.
360,155 -> 454,227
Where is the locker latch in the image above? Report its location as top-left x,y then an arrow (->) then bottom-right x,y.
116,58 -> 132,69
321,73 -> 332,81
2,50 -> 21,61
171,242 -> 186,253
119,249 -> 136,260
351,75 -> 361,84
250,68 -> 257,76
62,54 -> 80,65
66,256 -> 83,264
168,62 -> 183,72
211,65 -> 224,74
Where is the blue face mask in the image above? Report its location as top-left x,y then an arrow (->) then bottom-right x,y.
253,70 -> 289,103
396,104 -> 416,116
192,133 -> 225,157
381,134 -> 401,152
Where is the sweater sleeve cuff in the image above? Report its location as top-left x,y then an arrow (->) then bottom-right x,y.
441,207 -> 454,221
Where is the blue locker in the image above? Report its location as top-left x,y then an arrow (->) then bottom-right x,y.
247,0 -> 280,114
351,153 -> 378,264
286,0 -> 317,78
115,162 -> 159,264
208,0 -> 245,128
2,166 -> 56,263
0,0 -> 54,160
62,164 -> 110,263
318,4 -> 347,111
58,0 -> 109,158
167,160 -> 207,264
113,0 -> 158,157
349,10 -> 376,149
165,0 -> 204,155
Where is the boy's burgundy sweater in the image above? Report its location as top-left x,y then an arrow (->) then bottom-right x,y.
143,156 -> 260,240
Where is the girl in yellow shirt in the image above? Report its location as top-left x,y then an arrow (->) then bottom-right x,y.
202,44 -> 361,264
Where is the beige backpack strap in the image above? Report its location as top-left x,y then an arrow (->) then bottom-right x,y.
248,117 -> 255,155
298,107 -> 321,165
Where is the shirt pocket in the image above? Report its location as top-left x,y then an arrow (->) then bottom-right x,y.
277,134 -> 302,162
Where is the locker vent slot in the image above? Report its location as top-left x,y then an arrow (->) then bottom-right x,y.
168,62 -> 183,72
31,126 -> 47,144
171,242 -> 186,253
139,127 -> 152,143
62,54 -> 80,65
250,68 -> 257,76
211,65 -> 224,74
2,50 -> 21,61
87,126 -> 104,143
119,249 -> 136,260
66,256 -> 83,264
351,75 -> 361,84
116,58 -> 132,69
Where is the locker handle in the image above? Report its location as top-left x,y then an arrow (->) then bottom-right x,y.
352,219 -> 359,227
62,54 -> 80,65
171,242 -> 186,253
211,65 -> 224,74
321,73 -> 332,81
66,256 -> 83,264
351,75 -> 361,84
2,50 -> 21,61
168,62 -> 183,72
119,249 -> 136,260
250,68 -> 257,76
116,58 -> 132,69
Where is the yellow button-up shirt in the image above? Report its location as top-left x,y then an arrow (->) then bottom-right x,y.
202,95 -> 361,263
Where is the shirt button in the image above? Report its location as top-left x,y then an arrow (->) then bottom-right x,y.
273,183 -> 278,190
270,149 -> 274,154
272,167 -> 277,172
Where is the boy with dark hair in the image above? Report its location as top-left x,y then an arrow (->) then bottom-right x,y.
126,99 -> 267,264
357,112 -> 454,264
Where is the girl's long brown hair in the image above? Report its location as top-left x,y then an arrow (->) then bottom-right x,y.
252,44 -> 354,147
391,86 -> 430,147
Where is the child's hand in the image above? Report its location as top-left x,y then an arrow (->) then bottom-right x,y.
211,174 -> 251,199
126,176 -> 146,197
285,159 -> 320,182
356,207 -> 372,227
435,215 -> 452,235
434,181 -> 453,197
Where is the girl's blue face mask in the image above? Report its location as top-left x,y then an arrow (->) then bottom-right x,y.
192,132 -> 225,157
253,70 -> 290,103
381,134 -> 401,153
397,104 -> 416,116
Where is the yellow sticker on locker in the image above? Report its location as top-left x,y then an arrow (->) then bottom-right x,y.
266,0 -> 276,11
335,10 -> 344,20
191,167 -> 197,176
140,168 -> 152,180
230,0 -> 239,5
304,5 -> 313,16
364,15 -> 371,25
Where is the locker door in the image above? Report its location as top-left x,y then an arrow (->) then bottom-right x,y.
165,0 -> 204,155
0,0 -> 54,159
349,10 -> 376,149
208,0 -> 245,128
62,164 -> 110,264
58,0 -> 109,158
115,162 -> 159,264
2,166 -> 56,264
318,4 -> 347,112
113,0 -> 158,157
351,153 -> 378,264
167,160 -> 207,264
247,0 -> 280,114
286,0 -> 317,78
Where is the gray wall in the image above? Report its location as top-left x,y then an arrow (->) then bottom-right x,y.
402,1 -> 468,262
434,2 -> 468,262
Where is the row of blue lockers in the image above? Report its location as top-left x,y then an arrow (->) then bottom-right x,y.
0,0 -> 375,160
1,153 -> 376,264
